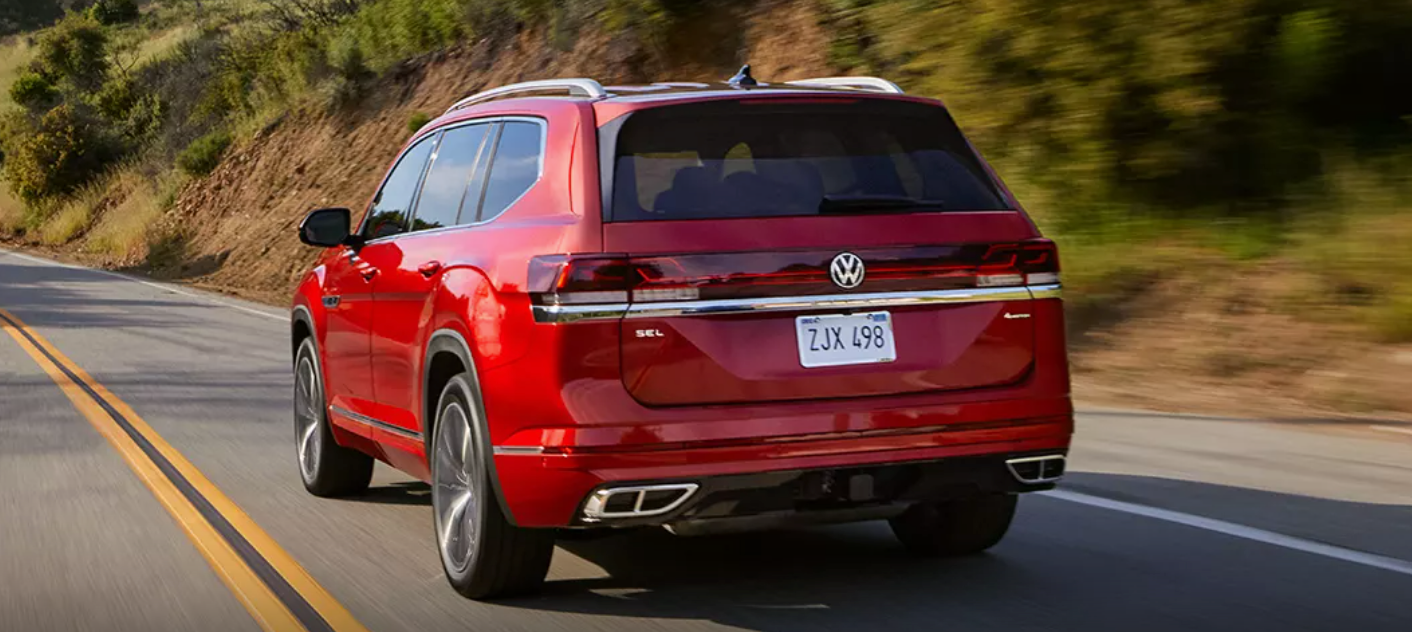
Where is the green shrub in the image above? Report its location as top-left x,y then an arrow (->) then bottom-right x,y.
0,104 -> 114,204
407,111 -> 430,133
319,41 -> 372,110
94,75 -> 139,121
92,75 -> 164,140
329,38 -> 371,84
9,71 -> 58,109
176,130 -> 232,176
88,0 -> 141,26
35,14 -> 110,92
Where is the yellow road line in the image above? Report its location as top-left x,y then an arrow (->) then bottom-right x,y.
0,307 -> 370,632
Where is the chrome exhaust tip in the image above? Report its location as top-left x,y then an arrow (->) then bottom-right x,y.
1005,455 -> 1066,484
582,483 -> 699,522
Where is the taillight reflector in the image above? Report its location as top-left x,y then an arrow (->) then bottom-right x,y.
980,239 -> 1060,287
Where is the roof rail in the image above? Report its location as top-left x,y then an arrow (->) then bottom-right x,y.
785,76 -> 904,94
445,78 -> 608,114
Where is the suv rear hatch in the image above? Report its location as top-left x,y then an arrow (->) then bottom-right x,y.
568,97 -> 1054,406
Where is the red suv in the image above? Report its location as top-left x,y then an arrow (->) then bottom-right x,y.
291,68 -> 1072,600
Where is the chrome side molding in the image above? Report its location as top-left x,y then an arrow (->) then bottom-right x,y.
533,284 -> 1062,324
491,446 -> 545,456
329,406 -> 422,440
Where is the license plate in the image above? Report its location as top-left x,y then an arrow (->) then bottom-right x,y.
795,312 -> 897,368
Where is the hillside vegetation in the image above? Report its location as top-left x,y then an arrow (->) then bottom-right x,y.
1,0 -> 1409,418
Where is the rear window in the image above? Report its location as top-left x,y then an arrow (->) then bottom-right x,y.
605,99 -> 1008,222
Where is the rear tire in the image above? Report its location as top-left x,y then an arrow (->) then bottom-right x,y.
889,493 -> 1017,557
432,374 -> 555,600
294,338 -> 373,497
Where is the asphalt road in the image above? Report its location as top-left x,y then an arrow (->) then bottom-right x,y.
2,247 -> 1410,632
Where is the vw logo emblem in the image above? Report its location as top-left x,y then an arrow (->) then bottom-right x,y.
829,252 -> 866,289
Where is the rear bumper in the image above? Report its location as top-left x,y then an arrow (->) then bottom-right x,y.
582,450 -> 1067,534
493,411 -> 1073,527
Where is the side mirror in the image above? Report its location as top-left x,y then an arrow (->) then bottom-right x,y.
298,207 -> 352,248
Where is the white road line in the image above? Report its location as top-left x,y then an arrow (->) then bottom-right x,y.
1043,489 -> 1412,578
0,248 -> 285,322
1370,425 -> 1412,437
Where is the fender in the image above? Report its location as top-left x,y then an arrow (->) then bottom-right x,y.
422,328 -> 518,525
290,267 -> 329,362
291,304 -> 316,359
427,265 -> 533,372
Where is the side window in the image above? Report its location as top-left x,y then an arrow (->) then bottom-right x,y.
363,136 -> 436,240
410,124 -> 491,232
477,121 -> 543,222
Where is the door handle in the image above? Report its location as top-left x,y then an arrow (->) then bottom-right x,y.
418,261 -> 443,277
360,267 -> 378,281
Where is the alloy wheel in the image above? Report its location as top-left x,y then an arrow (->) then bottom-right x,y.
293,354 -> 322,481
433,401 -> 482,574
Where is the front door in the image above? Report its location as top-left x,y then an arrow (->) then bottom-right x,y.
319,245 -> 377,418
326,133 -> 437,429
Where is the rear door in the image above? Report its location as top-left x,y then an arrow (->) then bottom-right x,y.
599,98 -> 1054,406
364,121 -> 494,435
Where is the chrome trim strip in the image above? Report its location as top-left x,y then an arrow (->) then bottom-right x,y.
533,285 -> 1048,323
329,405 -> 422,440
1028,283 -> 1062,300
491,446 -> 546,456
626,286 -> 1032,319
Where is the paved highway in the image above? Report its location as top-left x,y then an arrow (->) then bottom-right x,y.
2,247 -> 1410,632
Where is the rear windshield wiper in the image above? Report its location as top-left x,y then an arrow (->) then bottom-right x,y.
818,195 -> 947,214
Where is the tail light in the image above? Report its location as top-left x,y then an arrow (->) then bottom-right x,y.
527,256 -> 634,305
977,239 -> 1060,287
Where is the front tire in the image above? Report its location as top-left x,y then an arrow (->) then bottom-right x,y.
889,493 -> 1018,557
294,338 -> 374,497
431,374 -> 554,600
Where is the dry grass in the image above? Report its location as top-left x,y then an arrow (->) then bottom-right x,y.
37,186 -> 104,245
86,171 -> 183,261
1284,158 -> 1412,342
0,38 -> 35,111
0,182 -> 25,233
134,24 -> 198,65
